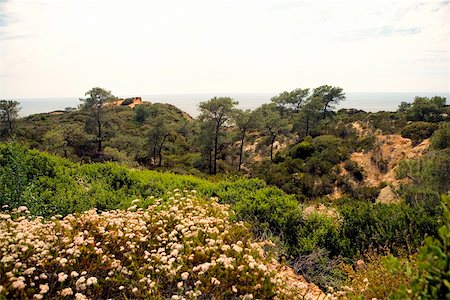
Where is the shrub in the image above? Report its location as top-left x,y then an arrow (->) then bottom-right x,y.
405,96 -> 447,123
336,200 -> 441,257
401,122 -> 438,145
291,248 -> 346,290
430,121 -> 450,150
289,138 -> 314,160
335,252 -> 418,299
414,194 -> 450,299
343,160 -> 364,182
397,149 -> 450,194
0,144 -> 30,209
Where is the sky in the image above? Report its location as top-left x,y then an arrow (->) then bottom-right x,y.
0,0 -> 449,99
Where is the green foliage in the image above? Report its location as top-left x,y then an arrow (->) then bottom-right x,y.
289,137 -> 314,160
343,160 -> 364,181
339,252 -> 418,300
271,88 -> 310,116
312,135 -> 349,163
293,97 -> 322,137
0,99 -> 20,138
397,149 -> 450,195
254,103 -> 290,161
364,111 -> 407,134
233,109 -> 261,171
403,96 -> 447,123
134,105 -> 149,123
336,200 -> 441,257
292,248 -> 346,290
253,135 -> 349,198
79,87 -> 116,109
430,121 -> 450,150
415,194 -> 450,299
0,143 -> 307,257
1,143 -> 447,295
15,101 -> 194,168
311,85 -> 346,119
0,143 -> 30,209
401,121 -> 438,144
198,97 -> 238,174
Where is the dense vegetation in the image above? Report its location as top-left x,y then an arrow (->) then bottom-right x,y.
1,89 -> 449,298
0,143 -> 448,297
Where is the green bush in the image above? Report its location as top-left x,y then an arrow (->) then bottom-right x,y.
336,200 -> 441,257
401,122 -> 438,145
415,194 -> 450,299
405,96 -> 447,123
430,121 -> 450,150
397,149 -> 450,194
0,144 -> 30,209
289,137 -> 314,160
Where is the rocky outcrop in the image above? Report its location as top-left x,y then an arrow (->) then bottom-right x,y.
101,97 -> 145,108
114,97 -> 143,108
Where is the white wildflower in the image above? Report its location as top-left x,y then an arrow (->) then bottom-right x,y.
60,287 -> 74,296
39,284 -> 49,294
71,271 -> 79,277
86,276 -> 97,286
181,272 -> 189,280
58,272 -> 68,282
75,293 -> 88,300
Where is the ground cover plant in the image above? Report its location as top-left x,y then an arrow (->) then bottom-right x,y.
0,191 -> 322,299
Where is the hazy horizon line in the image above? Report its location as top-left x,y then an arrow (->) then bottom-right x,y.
4,90 -> 450,100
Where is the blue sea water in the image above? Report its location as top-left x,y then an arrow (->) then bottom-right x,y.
15,92 -> 450,118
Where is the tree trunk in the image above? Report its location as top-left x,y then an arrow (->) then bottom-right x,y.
152,133 -> 158,166
157,134 -> 169,167
213,124 -> 220,175
7,113 -> 12,134
96,109 -> 102,153
322,102 -> 329,119
270,133 -> 277,161
238,130 -> 246,171
209,149 -> 213,175
305,115 -> 310,137
5,111 -> 12,136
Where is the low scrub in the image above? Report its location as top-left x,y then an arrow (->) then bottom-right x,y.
0,191 -> 312,299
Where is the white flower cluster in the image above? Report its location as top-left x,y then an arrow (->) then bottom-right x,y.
0,190 -> 309,299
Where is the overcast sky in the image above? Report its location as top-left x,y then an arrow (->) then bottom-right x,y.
0,0 -> 449,98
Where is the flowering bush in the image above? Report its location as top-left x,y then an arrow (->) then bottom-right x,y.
0,190 -> 320,299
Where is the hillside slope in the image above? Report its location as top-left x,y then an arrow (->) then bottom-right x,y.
347,122 -> 430,202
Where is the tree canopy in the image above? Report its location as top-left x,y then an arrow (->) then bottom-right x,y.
0,100 -> 20,138
79,87 -> 116,153
198,97 -> 238,174
311,85 -> 345,119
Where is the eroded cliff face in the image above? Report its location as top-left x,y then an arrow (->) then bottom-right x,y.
348,122 -> 430,203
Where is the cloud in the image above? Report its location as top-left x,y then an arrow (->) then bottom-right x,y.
0,0 -> 37,40
0,0 -> 14,37
336,25 -> 421,41
0,13 -> 7,27
0,9 -> 11,27
0,33 -> 35,40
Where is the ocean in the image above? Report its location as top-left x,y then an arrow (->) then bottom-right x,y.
15,92 -> 450,118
